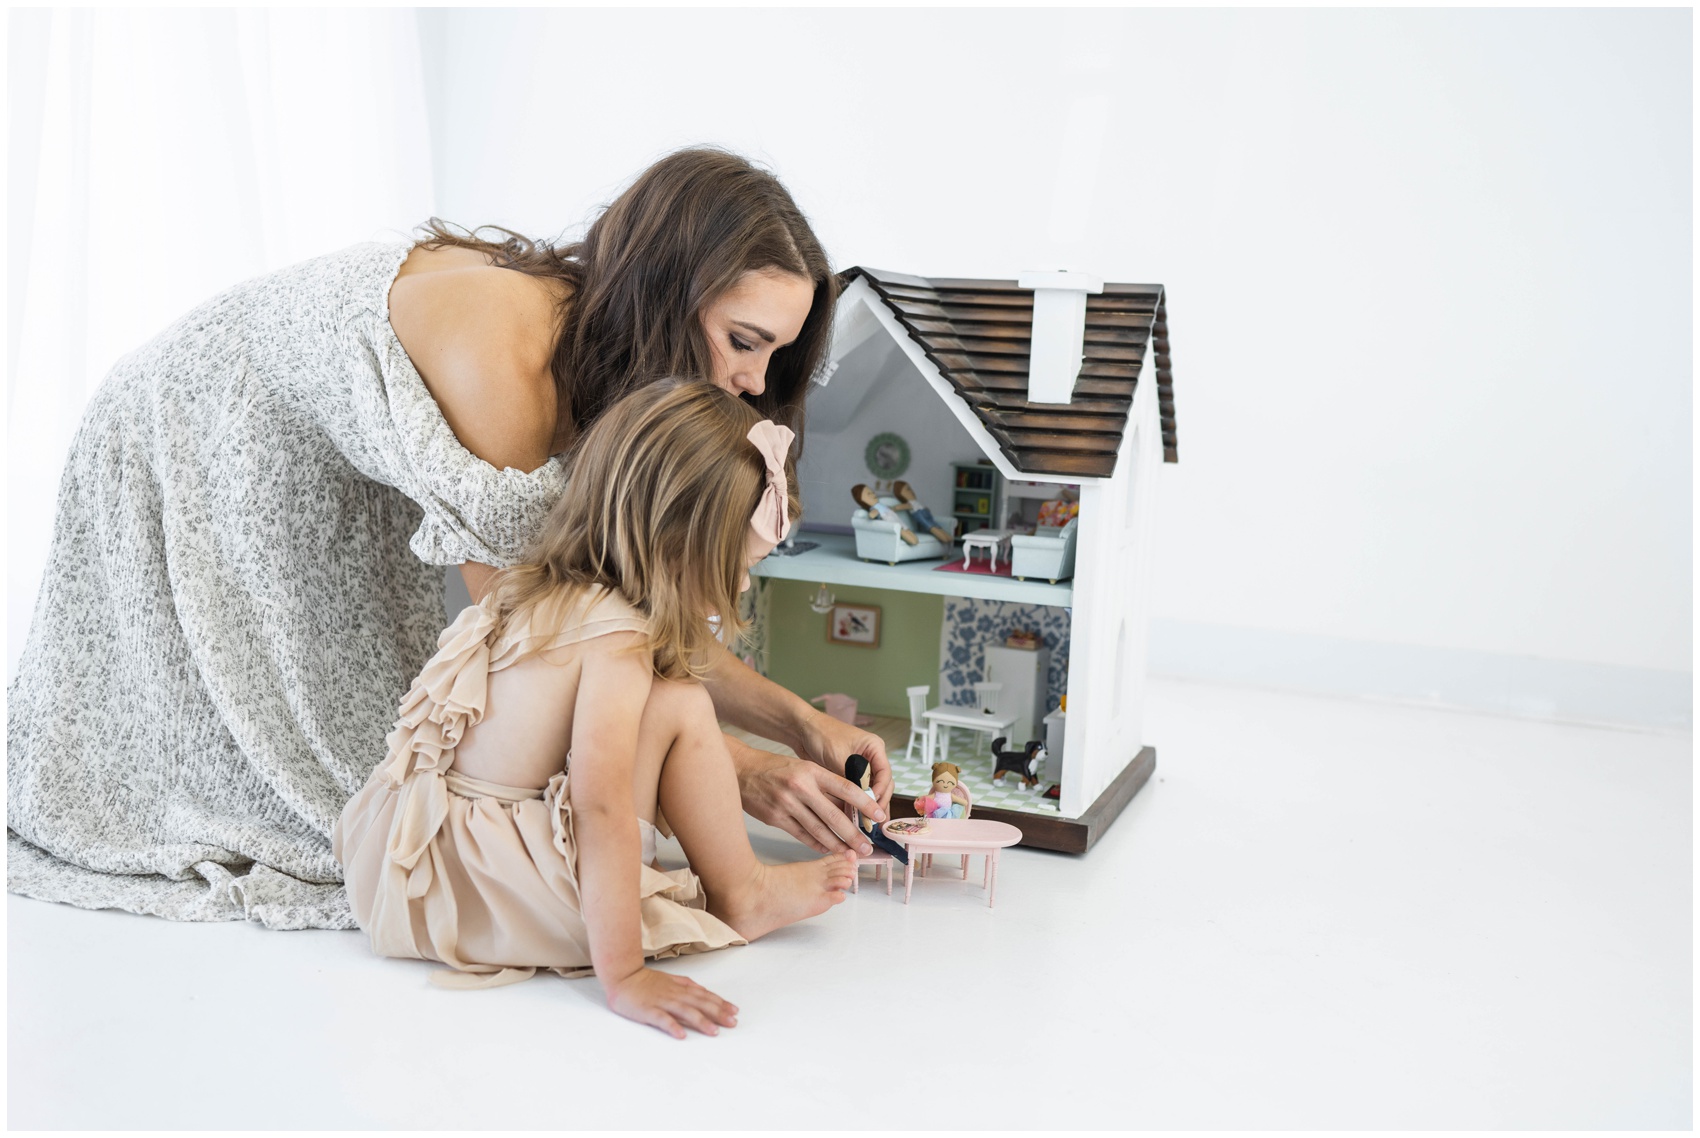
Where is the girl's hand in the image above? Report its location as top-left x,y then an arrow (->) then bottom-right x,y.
605,966 -> 739,1040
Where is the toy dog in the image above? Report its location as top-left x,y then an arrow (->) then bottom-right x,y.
990,737 -> 1045,789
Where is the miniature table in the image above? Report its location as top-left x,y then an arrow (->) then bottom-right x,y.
922,706 -> 1018,763
960,529 -> 1014,572
882,819 -> 1022,907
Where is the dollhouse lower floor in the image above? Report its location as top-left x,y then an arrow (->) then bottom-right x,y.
10,677 -> 1687,1129
848,714 -> 1066,814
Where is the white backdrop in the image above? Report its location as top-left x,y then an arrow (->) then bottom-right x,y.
419,7 -> 1691,723
6,8 -> 435,676
7,9 -> 1690,723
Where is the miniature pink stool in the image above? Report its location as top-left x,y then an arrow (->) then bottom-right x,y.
882,819 -> 1022,907
849,851 -> 896,895
839,800 -> 895,896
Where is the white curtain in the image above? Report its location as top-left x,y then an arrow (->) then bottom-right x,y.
7,8 -> 437,677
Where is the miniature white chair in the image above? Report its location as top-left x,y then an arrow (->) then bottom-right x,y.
970,682 -> 1004,754
904,685 -> 930,760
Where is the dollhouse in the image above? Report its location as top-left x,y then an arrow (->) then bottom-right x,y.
752,266 -> 1176,852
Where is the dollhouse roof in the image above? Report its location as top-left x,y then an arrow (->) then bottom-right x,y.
838,266 -> 1176,478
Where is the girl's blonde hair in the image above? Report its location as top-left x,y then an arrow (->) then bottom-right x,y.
486,378 -> 801,681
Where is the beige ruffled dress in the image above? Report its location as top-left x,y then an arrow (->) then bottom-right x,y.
333,587 -> 745,989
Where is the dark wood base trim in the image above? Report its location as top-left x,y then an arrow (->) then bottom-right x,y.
886,745 -> 1156,854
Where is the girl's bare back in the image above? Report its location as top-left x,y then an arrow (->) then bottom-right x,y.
450,638 -> 590,791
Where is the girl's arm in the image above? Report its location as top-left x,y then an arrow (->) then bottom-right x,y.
570,635 -> 738,1040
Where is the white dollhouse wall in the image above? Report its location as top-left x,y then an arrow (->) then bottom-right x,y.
1058,353 -> 1162,817
796,331 -> 983,534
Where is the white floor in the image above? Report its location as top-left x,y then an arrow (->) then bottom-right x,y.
7,679 -> 1692,1129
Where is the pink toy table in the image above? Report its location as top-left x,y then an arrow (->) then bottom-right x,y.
882,819 -> 1023,907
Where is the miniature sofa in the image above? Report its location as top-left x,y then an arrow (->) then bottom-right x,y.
1010,516 -> 1079,582
851,496 -> 955,564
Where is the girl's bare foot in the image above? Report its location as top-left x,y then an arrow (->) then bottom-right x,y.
710,853 -> 855,941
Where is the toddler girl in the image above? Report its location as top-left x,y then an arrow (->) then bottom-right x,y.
334,379 -> 855,1038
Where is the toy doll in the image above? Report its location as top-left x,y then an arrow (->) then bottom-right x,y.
844,754 -> 909,864
913,761 -> 971,819
891,480 -> 955,545
851,483 -> 920,546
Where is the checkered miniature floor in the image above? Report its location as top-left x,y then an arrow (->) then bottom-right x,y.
866,716 -> 1063,817
723,715 -> 1063,817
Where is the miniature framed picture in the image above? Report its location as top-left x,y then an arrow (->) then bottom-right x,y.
827,603 -> 881,648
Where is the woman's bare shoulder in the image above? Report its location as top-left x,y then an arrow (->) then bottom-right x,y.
388,248 -> 568,473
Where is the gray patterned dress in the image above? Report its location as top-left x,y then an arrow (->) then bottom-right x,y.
7,241 -> 569,930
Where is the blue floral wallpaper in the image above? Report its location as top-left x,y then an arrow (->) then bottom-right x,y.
939,599 -> 1071,712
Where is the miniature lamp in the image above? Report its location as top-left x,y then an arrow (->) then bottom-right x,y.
1018,270 -> 1104,404
809,583 -> 836,614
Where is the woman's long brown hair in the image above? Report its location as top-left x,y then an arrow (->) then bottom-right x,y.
418,147 -> 835,449
484,378 -> 801,682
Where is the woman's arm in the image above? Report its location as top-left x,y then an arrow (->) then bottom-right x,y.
570,638 -> 735,1039
700,642 -> 894,855
392,254 -> 564,609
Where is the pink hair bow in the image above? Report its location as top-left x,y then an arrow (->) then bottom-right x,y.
747,420 -> 795,544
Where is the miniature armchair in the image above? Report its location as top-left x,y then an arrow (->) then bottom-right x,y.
850,493 -> 956,565
1010,516 -> 1079,583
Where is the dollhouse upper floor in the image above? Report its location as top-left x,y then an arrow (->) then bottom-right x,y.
768,265 -> 1177,606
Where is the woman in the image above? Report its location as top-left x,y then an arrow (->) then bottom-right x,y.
7,148 -> 890,930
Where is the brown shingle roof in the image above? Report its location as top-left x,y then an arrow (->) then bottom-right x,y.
839,266 -> 1176,479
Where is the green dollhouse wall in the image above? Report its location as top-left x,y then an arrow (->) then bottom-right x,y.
764,580 -> 943,719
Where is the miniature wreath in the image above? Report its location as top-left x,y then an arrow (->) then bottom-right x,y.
864,431 -> 911,479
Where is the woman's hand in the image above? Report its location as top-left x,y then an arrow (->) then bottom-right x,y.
730,727 -> 891,858
605,966 -> 738,1040
793,709 -> 893,811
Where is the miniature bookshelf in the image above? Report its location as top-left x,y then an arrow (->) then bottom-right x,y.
950,462 -> 1003,536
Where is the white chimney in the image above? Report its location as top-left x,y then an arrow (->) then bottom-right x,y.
1018,270 -> 1104,404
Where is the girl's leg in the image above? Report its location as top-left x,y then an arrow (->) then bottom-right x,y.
633,679 -> 853,940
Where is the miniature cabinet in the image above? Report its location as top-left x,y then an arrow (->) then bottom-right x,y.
982,644 -> 1051,748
